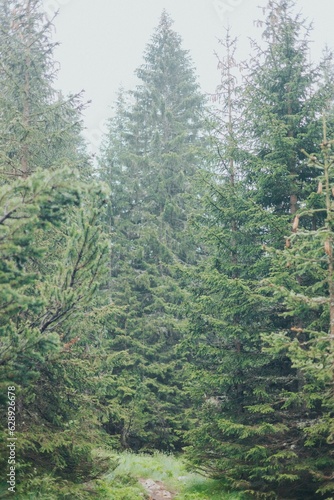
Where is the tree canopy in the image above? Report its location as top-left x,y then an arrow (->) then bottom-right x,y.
1,1 -> 334,498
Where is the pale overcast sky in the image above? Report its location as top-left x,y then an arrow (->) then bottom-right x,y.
42,0 -> 334,153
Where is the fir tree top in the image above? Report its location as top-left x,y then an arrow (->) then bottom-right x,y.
136,10 -> 200,100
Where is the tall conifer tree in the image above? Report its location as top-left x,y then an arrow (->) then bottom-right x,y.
184,30 -> 287,497
99,11 -> 205,451
0,1 -> 113,496
184,2 -> 334,498
0,0 -> 88,181
260,124 -> 334,499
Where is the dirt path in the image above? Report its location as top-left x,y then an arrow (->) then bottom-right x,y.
138,478 -> 176,500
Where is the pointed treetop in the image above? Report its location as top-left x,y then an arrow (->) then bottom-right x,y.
135,7 -> 201,103
260,0 -> 310,45
148,9 -> 183,51
159,9 -> 174,30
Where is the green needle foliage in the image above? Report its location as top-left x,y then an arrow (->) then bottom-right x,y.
2,1 -> 334,498
0,1 -> 114,496
184,2 -> 334,499
243,0 -> 334,217
184,29 -> 289,499
261,122 -> 334,498
0,0 -> 89,182
98,10 -> 206,452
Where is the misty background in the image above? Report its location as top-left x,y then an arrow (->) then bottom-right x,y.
42,0 -> 334,153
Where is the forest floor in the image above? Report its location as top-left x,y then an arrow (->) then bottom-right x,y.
103,451 -> 243,499
0,451 -> 243,498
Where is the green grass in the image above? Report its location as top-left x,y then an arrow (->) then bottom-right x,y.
103,451 -> 244,500
0,452 -> 244,499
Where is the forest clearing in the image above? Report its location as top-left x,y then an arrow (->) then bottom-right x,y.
99,452 -> 242,499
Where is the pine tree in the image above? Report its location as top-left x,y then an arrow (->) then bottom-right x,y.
0,0 -> 88,181
184,3 -> 334,498
0,171 -> 114,497
261,121 -> 334,498
239,2 -> 334,496
0,1 -> 114,496
99,11 -> 205,451
183,30 -> 288,497
243,0 -> 334,217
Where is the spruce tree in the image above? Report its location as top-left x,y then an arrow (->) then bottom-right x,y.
184,3 -> 334,498
0,0 -> 88,181
243,0 -> 333,217
261,121 -> 334,498
183,30 -> 289,497
0,170 -> 113,497
99,11 -> 205,451
0,1 -> 114,496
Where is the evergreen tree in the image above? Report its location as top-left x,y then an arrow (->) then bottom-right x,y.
99,11 -> 205,451
0,0 -> 88,181
184,30 -> 288,497
0,1 -> 114,496
261,122 -> 334,498
184,3 -> 334,498
243,0 -> 334,217
0,169 -> 114,497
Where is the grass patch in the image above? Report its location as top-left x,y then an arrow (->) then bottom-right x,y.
1,452 -> 244,499
104,451 -> 244,500
95,473 -> 148,500
176,477 -> 243,499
